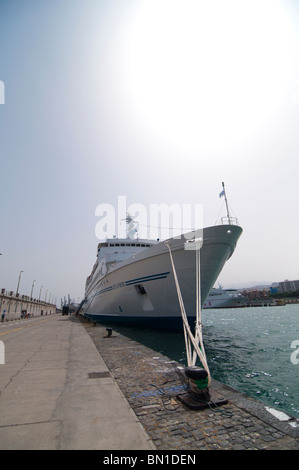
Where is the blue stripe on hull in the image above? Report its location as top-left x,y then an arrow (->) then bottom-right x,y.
83,313 -> 196,331
125,275 -> 168,286
125,272 -> 170,286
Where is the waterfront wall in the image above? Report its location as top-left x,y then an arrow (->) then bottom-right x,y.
0,288 -> 56,321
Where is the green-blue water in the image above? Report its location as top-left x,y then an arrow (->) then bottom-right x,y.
112,305 -> 299,418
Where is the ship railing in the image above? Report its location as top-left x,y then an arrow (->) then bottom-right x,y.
219,216 -> 239,226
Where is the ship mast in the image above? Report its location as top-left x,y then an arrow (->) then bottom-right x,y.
125,213 -> 138,239
222,182 -> 231,224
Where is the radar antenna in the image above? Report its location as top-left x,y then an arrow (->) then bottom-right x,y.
124,213 -> 138,239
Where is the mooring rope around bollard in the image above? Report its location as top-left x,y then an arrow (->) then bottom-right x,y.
166,242 -> 211,387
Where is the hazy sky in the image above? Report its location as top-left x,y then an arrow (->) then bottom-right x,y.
1,0 -> 299,304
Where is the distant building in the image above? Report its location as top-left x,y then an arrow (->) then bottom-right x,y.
0,288 -> 56,320
241,288 -> 269,301
278,279 -> 299,293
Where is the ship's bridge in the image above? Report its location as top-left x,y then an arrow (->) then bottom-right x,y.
97,238 -> 158,264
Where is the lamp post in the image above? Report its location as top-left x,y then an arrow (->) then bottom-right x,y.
16,270 -> 23,296
30,280 -> 36,299
30,280 -> 36,316
38,286 -> 43,316
15,270 -> 23,314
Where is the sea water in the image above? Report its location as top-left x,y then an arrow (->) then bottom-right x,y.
113,305 -> 299,419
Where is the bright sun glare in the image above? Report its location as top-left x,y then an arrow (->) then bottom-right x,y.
121,0 -> 295,152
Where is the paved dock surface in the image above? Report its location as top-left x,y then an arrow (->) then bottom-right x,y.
0,315 -> 154,450
1,313 -> 299,450
84,318 -> 299,451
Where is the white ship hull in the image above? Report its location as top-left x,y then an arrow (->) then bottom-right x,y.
83,224 -> 242,329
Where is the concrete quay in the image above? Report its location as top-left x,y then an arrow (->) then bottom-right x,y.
1,312 -> 299,451
84,318 -> 299,451
0,314 -> 154,450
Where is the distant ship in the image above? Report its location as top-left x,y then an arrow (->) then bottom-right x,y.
203,286 -> 247,309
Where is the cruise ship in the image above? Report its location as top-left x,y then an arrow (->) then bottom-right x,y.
82,217 -> 242,329
203,286 -> 247,309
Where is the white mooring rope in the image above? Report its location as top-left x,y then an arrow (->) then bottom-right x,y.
166,241 -> 211,387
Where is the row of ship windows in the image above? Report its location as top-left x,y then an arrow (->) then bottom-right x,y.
109,243 -> 152,248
